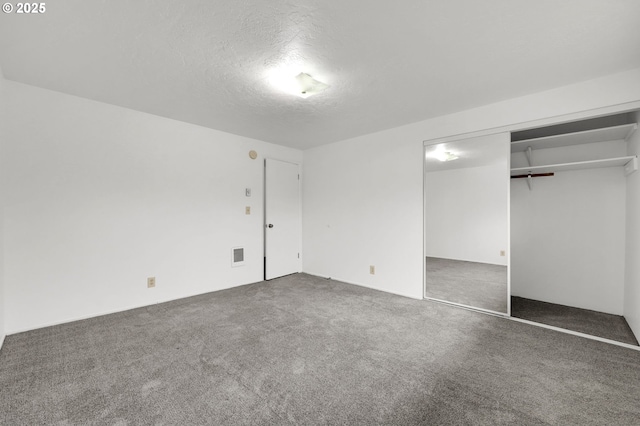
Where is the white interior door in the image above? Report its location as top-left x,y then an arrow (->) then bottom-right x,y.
265,159 -> 301,280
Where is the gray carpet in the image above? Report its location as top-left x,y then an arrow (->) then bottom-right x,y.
511,296 -> 639,346
1,273 -> 640,425
426,257 -> 508,313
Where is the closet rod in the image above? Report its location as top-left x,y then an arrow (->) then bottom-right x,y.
510,173 -> 554,179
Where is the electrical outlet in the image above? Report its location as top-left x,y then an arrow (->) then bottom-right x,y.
370,265 -> 375,275
245,206 -> 251,215
500,250 -> 506,256
147,277 -> 156,288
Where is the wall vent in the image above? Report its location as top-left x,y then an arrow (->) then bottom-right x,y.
232,247 -> 245,267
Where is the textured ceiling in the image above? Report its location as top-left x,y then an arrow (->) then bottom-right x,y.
1,1 -> 640,149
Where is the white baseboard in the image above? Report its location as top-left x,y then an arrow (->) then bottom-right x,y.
303,271 -> 422,300
0,333 -> 5,352
7,280 -> 261,336
7,272 -> 422,336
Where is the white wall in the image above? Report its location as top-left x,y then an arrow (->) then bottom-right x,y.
0,204 -> 4,349
302,132 -> 423,298
3,69 -> 640,334
0,70 -> 6,349
302,68 -> 640,300
510,142 -> 627,314
624,112 -> 640,337
425,163 -> 508,265
1,80 -> 302,334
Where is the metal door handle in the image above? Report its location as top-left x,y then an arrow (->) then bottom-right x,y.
267,224 -> 274,228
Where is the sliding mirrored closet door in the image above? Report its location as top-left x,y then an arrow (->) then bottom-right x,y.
424,133 -> 510,315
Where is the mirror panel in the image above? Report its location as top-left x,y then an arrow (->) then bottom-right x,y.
424,133 -> 510,314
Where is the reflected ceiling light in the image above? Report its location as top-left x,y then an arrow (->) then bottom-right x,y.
268,68 -> 329,98
438,151 -> 459,162
427,150 -> 459,162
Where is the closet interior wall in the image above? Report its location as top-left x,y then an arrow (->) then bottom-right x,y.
510,114 -> 638,318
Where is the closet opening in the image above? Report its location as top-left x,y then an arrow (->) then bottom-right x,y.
509,111 -> 640,346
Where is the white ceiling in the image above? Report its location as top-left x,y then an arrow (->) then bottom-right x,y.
1,1 -> 639,150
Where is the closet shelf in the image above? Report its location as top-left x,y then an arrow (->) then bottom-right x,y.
511,123 -> 637,153
510,156 -> 637,176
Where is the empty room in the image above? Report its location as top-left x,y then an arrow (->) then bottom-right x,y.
1,1 -> 640,424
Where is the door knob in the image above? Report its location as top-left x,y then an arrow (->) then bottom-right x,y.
267,224 -> 274,228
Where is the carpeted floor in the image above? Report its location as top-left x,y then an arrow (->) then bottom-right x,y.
426,257 -> 508,313
1,273 -> 640,425
511,296 -> 639,346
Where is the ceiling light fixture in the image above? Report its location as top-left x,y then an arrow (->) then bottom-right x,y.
268,68 -> 329,98
293,72 -> 329,98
